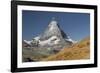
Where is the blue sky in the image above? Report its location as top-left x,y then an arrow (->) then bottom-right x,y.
22,10 -> 90,41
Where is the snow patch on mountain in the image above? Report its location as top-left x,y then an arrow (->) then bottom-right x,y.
34,36 -> 40,41
65,36 -> 75,43
23,40 -> 32,45
39,36 -> 60,46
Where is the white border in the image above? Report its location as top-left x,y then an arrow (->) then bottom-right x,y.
17,5 -> 94,68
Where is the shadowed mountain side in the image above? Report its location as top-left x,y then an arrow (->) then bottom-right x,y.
42,36 -> 90,61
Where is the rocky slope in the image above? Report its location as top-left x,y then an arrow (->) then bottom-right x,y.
42,37 -> 90,61
22,18 -> 75,62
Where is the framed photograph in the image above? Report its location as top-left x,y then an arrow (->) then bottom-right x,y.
11,1 -> 97,72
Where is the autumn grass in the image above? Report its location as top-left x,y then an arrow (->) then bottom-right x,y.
42,37 -> 90,61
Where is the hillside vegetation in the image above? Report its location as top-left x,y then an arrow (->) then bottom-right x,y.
42,37 -> 90,61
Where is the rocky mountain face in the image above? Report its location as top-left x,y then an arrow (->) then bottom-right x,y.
37,18 -> 73,46
22,18 -> 74,62
24,18 -> 74,48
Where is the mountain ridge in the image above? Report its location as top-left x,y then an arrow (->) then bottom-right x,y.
22,18 -> 76,62
23,18 -> 74,48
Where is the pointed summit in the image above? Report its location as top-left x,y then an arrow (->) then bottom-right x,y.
38,17 -> 73,43
48,17 -> 59,32
48,17 -> 58,26
23,17 -> 74,50
39,17 -> 61,40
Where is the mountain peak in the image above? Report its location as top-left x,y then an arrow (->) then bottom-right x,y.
41,17 -> 71,40
48,17 -> 59,31
48,17 -> 58,26
23,18 -> 75,62
38,17 -> 74,45
23,17 -> 74,48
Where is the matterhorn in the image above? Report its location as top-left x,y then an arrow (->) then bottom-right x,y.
23,17 -> 75,62
23,17 -> 74,51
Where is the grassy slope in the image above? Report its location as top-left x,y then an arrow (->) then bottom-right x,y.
42,37 -> 90,61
